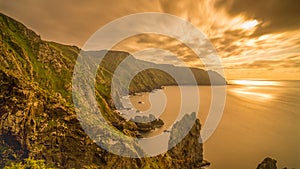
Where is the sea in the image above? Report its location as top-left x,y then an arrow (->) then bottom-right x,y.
121,80 -> 300,169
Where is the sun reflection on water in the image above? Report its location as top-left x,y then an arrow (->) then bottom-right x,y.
229,80 -> 278,100
231,88 -> 273,100
230,80 -> 280,86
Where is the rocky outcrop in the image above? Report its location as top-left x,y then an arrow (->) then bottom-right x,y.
167,112 -> 210,168
131,114 -> 164,132
256,157 -> 277,169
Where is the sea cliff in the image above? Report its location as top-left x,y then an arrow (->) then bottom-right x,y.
0,13 -> 209,168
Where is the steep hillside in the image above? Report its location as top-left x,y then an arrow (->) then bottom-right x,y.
0,13 -> 212,168
86,50 -> 226,96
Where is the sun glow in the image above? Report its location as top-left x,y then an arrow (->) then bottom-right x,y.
232,89 -> 272,99
230,84 -> 275,100
231,80 -> 280,86
239,20 -> 259,30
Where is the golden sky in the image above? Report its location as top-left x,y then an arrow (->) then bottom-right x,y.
0,0 -> 299,80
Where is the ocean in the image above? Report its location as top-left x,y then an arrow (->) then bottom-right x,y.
125,80 -> 300,169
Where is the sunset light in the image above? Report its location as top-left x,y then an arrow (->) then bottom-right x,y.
231,89 -> 273,99
239,20 -> 259,30
0,1 -> 299,169
230,80 -> 280,86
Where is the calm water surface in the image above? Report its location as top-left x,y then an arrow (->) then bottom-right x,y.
127,80 -> 300,169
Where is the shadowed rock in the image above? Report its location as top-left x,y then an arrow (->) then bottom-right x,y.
256,157 -> 277,169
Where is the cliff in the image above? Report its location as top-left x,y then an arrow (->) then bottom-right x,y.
0,13 -> 208,168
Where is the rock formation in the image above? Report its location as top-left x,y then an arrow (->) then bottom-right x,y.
167,112 -> 210,168
256,157 -> 277,169
131,114 -> 164,132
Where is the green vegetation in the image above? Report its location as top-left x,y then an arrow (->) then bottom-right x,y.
4,158 -> 54,169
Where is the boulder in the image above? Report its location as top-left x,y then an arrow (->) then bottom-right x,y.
256,157 -> 277,169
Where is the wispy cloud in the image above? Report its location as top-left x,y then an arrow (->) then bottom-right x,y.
0,0 -> 299,79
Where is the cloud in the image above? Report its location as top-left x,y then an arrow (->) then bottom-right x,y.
215,0 -> 300,35
112,33 -> 209,68
1,0 -> 299,79
226,55 -> 300,70
0,0 -> 161,46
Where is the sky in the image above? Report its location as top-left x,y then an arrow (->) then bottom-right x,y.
0,0 -> 299,80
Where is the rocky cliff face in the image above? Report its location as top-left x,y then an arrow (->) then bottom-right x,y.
0,65 -> 144,168
0,13 -> 208,168
167,112 -> 209,169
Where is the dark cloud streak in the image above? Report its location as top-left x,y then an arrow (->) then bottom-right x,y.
215,0 -> 300,35
226,55 -> 300,70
